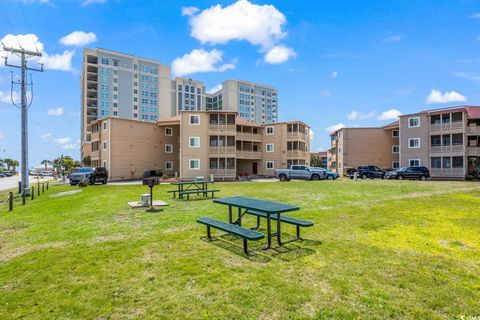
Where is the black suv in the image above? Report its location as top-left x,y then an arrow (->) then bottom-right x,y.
69,167 -> 109,185
385,166 -> 430,181
357,165 -> 386,179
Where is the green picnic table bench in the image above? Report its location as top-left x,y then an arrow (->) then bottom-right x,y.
168,180 -> 219,200
197,217 -> 264,254
169,189 -> 220,200
245,209 -> 313,240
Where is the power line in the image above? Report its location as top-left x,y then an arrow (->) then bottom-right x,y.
18,2 -> 39,53
1,8 -> 24,50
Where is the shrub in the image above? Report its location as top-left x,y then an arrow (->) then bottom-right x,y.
465,175 -> 474,181
162,175 -> 169,180
78,179 -> 89,187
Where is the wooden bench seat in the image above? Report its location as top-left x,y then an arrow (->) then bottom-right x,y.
245,209 -> 313,239
197,217 -> 264,254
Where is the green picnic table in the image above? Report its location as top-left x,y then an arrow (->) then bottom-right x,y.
169,180 -> 218,199
213,196 -> 300,249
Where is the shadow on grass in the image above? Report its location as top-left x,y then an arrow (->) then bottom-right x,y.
200,231 -> 320,263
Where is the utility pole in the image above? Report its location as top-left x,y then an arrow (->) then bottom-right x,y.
3,46 -> 43,195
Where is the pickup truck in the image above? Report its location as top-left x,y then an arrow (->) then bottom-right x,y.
274,165 -> 326,181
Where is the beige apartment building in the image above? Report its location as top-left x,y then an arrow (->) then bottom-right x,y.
328,123 -> 400,175
328,105 -> 480,180
89,111 -> 310,181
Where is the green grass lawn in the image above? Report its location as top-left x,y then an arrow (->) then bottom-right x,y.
0,180 -> 479,319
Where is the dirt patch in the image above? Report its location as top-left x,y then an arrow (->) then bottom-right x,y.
0,242 -> 68,263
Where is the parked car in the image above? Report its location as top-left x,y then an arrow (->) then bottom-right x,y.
385,166 -> 430,181
69,167 -> 108,186
2,171 -> 13,177
0,173 -> 6,178
274,165 -> 326,181
345,168 -> 358,178
39,171 -> 54,177
357,165 -> 386,179
323,169 -> 340,180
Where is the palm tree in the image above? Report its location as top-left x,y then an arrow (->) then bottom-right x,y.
11,160 -> 19,173
41,159 -> 51,170
3,158 -> 12,171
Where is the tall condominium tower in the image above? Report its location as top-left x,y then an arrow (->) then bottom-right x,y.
80,48 -> 171,155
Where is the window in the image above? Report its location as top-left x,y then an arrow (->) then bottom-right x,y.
408,117 -> 420,128
103,141 -> 108,150
103,122 -> 107,130
189,159 -> 200,170
392,161 -> 400,169
266,161 -> 274,170
133,113 -> 138,118
189,114 -> 200,125
165,144 -> 173,153
431,157 -> 441,168
165,161 -> 173,170
392,130 -> 399,137
409,159 -> 420,167
266,143 -> 274,152
452,156 -> 464,168
101,57 -> 109,65
392,145 -> 399,153
408,138 -> 420,148
266,126 -> 274,135
165,127 -> 173,136
189,137 -> 200,148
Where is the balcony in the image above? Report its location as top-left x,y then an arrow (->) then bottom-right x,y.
209,146 -> 236,155
236,150 -> 262,159
287,150 -> 307,158
287,132 -> 308,140
430,168 -> 465,178
466,147 -> 480,156
429,121 -> 464,133
91,150 -> 100,160
236,132 -> 262,141
210,168 -> 236,178
209,124 -> 236,135
466,125 -> 480,135
429,145 -> 465,154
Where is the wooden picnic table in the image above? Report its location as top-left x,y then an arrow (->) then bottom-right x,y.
213,196 -> 299,249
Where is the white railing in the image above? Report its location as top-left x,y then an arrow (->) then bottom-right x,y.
287,132 -> 308,140
236,150 -> 262,159
208,125 -> 236,134
429,145 -> 465,153
429,121 -> 464,132
287,150 -> 307,158
430,168 -> 465,177
209,147 -> 236,154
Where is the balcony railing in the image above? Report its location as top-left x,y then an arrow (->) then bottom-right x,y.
287,150 -> 307,158
430,168 -> 465,177
236,132 -> 262,141
208,124 -> 236,134
210,168 -> 236,177
429,145 -> 465,154
429,121 -> 464,133
209,146 -> 236,154
466,125 -> 480,135
236,150 -> 262,159
91,150 -> 100,159
287,132 -> 308,140
466,147 -> 480,156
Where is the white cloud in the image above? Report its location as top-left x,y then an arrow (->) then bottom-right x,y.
207,84 -> 222,94
451,72 -> 480,82
60,31 -> 97,46
264,45 -> 296,64
187,0 -> 286,48
81,0 -> 106,6
471,13 -> 480,18
47,107 -> 64,116
426,89 -> 467,104
325,123 -> 345,133
331,71 -> 338,79
383,35 -> 402,43
0,133 -> 5,140
172,49 -> 235,76
309,129 -> 314,141
377,109 -> 402,120
55,137 -> 72,144
347,110 -> 375,120
62,143 -> 79,149
182,6 -> 199,16
0,34 -> 74,72
40,133 -> 52,139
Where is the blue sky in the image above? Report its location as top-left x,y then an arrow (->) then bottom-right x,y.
1,0 -> 479,166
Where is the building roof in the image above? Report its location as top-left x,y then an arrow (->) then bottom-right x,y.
156,115 -> 180,125
382,120 -> 399,129
312,151 -> 328,157
401,105 -> 480,118
236,117 -> 262,127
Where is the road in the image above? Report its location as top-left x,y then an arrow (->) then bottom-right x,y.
0,175 -> 54,192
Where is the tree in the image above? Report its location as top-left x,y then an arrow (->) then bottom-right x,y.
41,159 -> 51,170
310,154 -> 322,167
3,158 -> 12,171
11,160 -> 19,172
